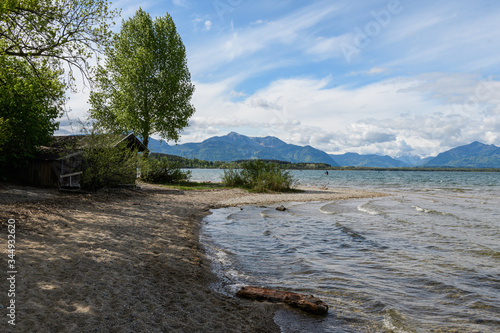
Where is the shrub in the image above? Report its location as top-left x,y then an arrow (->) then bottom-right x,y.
80,134 -> 139,191
220,168 -> 245,187
222,159 -> 295,192
140,156 -> 191,184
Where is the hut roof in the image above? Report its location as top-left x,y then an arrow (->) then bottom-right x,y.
36,134 -> 148,161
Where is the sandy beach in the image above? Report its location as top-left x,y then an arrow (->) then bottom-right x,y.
0,182 -> 385,332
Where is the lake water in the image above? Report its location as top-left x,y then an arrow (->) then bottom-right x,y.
196,169 -> 500,332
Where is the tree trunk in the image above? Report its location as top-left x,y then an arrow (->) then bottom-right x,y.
142,134 -> 149,157
236,286 -> 328,315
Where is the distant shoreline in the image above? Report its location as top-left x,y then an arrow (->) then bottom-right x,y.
182,166 -> 500,172
151,152 -> 500,171
316,167 -> 500,172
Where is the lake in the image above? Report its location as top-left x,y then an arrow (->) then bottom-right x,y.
196,169 -> 500,332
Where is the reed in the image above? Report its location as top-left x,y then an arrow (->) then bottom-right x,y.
222,160 -> 295,192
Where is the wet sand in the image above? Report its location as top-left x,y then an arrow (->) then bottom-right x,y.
0,182 -> 384,332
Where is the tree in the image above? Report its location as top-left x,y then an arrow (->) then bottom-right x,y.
0,0 -> 118,85
89,8 -> 195,149
0,55 -> 65,175
0,0 -> 117,179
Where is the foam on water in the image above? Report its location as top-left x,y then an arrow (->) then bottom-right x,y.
357,202 -> 383,215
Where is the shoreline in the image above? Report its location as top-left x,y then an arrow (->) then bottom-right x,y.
0,183 -> 386,332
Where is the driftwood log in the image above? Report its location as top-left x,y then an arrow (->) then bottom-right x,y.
236,286 -> 328,315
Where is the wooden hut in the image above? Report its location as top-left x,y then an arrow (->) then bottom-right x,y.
23,134 -> 147,189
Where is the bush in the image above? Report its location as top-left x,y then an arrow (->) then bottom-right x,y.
80,134 -> 140,191
222,159 -> 295,192
140,156 -> 191,184
220,168 -> 245,187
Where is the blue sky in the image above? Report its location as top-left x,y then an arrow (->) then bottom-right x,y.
59,0 -> 500,158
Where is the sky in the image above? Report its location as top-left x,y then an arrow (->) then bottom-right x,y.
58,0 -> 500,158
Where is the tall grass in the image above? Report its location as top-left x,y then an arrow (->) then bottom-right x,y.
222,159 -> 295,192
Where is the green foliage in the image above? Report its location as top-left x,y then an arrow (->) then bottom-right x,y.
140,156 -> 191,184
89,8 -> 195,149
222,160 -> 295,192
221,168 -> 246,187
0,55 -> 64,175
80,133 -> 139,191
1,0 -> 118,180
1,0 -> 118,85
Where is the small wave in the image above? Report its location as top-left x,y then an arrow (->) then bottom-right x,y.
260,210 -> 272,218
413,205 -> 430,213
260,208 -> 290,218
214,249 -> 232,265
226,268 -> 251,281
226,212 -> 240,221
470,300 -> 495,310
383,308 -> 416,333
412,205 -> 456,217
319,202 -> 352,215
336,223 -> 366,240
227,283 -> 247,295
471,248 -> 500,260
358,203 -> 382,215
319,203 -> 338,215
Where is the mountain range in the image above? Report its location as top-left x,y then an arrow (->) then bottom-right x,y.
150,132 -> 338,165
425,141 -> 500,168
329,153 -> 410,168
149,133 -> 500,168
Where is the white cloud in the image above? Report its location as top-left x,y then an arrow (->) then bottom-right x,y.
179,72 -> 500,157
306,33 -> 354,60
379,4 -> 500,72
188,2 -> 341,76
204,20 -> 212,31
250,20 -> 265,26
367,67 -> 387,75
349,67 -> 389,76
172,0 -> 191,8
55,1 -> 500,159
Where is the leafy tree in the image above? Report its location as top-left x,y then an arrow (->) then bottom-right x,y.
89,8 -> 195,149
0,0 -> 117,179
0,0 -> 118,84
0,55 -> 65,175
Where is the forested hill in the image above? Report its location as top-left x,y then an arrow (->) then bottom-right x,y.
149,132 -> 339,166
424,141 -> 500,168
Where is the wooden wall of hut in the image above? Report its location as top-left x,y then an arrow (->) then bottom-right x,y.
17,160 -> 59,187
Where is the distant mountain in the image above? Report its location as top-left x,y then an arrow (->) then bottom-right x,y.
424,141 -> 500,168
149,135 -> 500,169
150,132 -> 339,166
330,153 -> 410,168
395,154 -> 434,167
